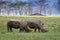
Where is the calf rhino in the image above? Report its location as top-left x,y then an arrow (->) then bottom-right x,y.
7,19 -> 31,32
26,19 -> 47,32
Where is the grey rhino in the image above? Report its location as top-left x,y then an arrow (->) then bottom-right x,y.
7,19 -> 31,32
26,18 -> 47,32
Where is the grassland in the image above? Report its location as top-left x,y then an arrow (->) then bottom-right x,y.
0,16 -> 60,40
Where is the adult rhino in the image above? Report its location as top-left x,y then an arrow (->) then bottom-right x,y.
26,19 -> 47,32
7,19 -> 31,32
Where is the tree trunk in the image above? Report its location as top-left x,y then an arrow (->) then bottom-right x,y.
28,7 -> 32,16
40,6 -> 42,14
19,7 -> 22,15
15,10 -> 17,15
43,6 -> 46,16
0,9 -> 1,15
48,9 -> 52,16
25,7 -> 27,15
7,8 -> 10,15
44,9 -> 46,16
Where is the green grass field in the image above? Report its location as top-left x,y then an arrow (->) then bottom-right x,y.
0,16 -> 60,40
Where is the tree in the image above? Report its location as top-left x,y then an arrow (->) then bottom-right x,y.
14,1 -> 27,15
27,2 -> 33,15
9,2 -> 17,15
0,1 -> 7,15
57,0 -> 60,14
38,0 -> 46,15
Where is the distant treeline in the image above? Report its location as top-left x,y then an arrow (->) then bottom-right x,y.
0,0 -> 60,16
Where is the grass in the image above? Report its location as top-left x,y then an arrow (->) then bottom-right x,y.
0,16 -> 60,40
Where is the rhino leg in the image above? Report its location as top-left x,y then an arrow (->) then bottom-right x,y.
24,26 -> 31,32
19,29 -> 24,32
19,25 -> 25,32
37,26 -> 41,32
38,28 -> 40,32
7,26 -> 10,32
34,24 -> 38,32
19,27 -> 24,32
10,27 -> 12,32
34,28 -> 37,32
7,26 -> 13,32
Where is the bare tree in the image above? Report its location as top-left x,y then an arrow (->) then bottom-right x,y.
57,0 -> 60,14
27,2 -> 33,16
15,1 -> 27,15
0,1 -> 7,15
38,0 -> 46,15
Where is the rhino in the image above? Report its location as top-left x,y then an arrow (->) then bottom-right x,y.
7,19 -> 31,32
26,18 -> 47,32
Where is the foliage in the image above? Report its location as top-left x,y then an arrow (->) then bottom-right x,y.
9,1 -> 27,8
0,1 -> 7,8
0,1 -> 6,5
0,6 -> 3,9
